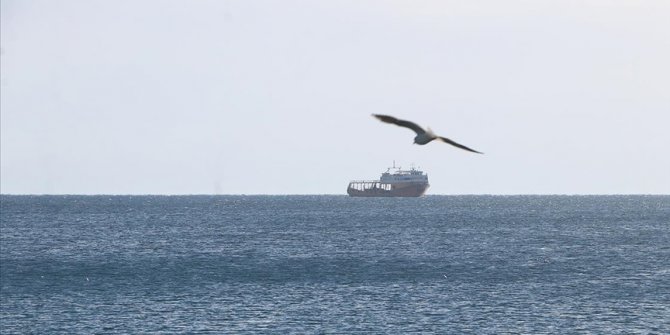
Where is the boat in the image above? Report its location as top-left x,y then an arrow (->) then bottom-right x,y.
347,163 -> 430,197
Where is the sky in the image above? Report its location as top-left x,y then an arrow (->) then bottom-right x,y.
1,0 -> 669,195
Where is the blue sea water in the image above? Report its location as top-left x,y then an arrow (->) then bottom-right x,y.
1,195 -> 669,334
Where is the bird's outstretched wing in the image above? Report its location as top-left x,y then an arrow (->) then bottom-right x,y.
438,137 -> 483,154
372,114 -> 425,135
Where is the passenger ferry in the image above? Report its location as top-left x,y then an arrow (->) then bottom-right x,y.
347,163 -> 429,197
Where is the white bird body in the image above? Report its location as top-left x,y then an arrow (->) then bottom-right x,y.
414,128 -> 439,145
414,132 -> 436,145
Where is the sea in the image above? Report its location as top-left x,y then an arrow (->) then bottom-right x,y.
1,195 -> 669,334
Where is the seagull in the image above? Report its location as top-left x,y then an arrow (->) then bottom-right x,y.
372,114 -> 483,154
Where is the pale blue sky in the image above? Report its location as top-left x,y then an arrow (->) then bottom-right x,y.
1,0 -> 669,194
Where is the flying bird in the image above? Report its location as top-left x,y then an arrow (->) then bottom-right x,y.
372,114 -> 483,154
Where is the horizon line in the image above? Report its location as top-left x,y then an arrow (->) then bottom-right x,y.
1,193 -> 669,197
